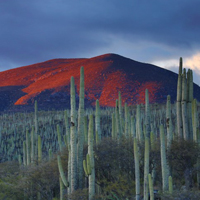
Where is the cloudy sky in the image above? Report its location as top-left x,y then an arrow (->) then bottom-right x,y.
1,0 -> 200,85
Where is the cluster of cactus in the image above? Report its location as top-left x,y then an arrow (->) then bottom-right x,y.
0,58 -> 200,199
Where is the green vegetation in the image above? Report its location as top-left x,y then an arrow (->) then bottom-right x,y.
0,59 -> 200,199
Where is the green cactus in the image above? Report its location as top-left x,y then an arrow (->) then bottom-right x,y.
177,57 -> 183,138
31,125 -> 35,164
145,89 -> 151,138
182,68 -> 189,140
136,104 -> 143,142
166,95 -> 173,149
26,128 -> 30,166
88,114 -> 95,200
143,137 -> 150,200
168,176 -> 173,194
38,135 -> 42,164
148,173 -> 154,200
112,112 -> 116,139
160,125 -> 169,191
95,99 -> 101,141
70,76 -> 77,192
77,66 -> 85,189
133,137 -> 140,200
83,153 -> 91,177
57,155 -> 69,187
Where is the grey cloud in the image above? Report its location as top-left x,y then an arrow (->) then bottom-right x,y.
0,0 -> 200,70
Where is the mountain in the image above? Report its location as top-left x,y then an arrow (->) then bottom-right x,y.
0,53 -> 200,111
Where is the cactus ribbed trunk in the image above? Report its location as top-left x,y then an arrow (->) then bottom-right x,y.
38,135 -> 42,164
112,113 -> 116,139
166,95 -> 173,149
136,104 -> 143,142
187,69 -> 193,139
31,126 -> 35,164
115,100 -> 121,139
77,66 -> 85,189
118,91 -> 123,135
177,57 -> 183,139
145,89 -> 151,138
160,125 -> 169,191
124,103 -> 129,137
134,138 -> 140,200
95,99 -> 101,141
182,69 -> 189,140
148,174 -> 154,200
26,128 -> 30,166
70,76 -> 77,192
143,137 -> 149,200
88,115 -> 95,200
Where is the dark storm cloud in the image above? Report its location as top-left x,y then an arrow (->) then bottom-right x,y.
0,0 -> 200,70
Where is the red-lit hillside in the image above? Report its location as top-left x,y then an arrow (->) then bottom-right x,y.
0,53 -> 200,111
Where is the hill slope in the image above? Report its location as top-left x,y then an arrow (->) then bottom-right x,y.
0,53 -> 200,111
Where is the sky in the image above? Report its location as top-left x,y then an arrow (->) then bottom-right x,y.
1,0 -> 200,85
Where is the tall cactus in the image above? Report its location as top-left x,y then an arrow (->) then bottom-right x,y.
136,104 -> 143,142
177,57 -> 183,138
38,135 -> 42,164
181,68 -> 189,140
166,95 -> 173,149
133,137 -> 140,200
143,137 -> 150,200
115,99 -> 121,139
187,69 -> 193,139
160,125 -> 169,191
145,89 -> 151,138
77,66 -> 85,189
70,76 -> 77,192
31,126 -> 35,164
26,128 -> 30,166
95,99 -> 101,141
124,103 -> 129,137
87,114 -> 95,200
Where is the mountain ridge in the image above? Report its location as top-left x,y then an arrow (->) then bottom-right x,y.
0,53 -> 199,111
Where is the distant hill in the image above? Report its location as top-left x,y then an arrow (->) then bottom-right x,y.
0,53 -> 200,111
